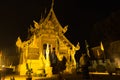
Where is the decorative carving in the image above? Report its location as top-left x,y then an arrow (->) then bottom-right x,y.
33,20 -> 39,29
16,0 -> 80,75
16,37 -> 22,48
27,48 -> 39,59
63,25 -> 68,33
75,42 -> 80,50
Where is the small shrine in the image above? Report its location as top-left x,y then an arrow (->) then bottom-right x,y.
16,0 -> 80,76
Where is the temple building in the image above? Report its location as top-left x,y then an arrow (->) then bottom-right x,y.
16,0 -> 80,76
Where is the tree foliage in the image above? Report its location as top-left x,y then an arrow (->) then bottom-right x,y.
91,10 -> 120,43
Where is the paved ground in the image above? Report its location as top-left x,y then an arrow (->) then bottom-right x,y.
3,72 -> 120,80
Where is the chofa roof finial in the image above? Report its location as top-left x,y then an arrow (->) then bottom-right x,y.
51,0 -> 54,9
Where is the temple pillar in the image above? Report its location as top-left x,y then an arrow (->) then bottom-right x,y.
45,44 -> 52,77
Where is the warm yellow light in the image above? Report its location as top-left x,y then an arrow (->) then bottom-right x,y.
2,65 -> 5,68
115,58 -> 120,68
16,0 -> 79,76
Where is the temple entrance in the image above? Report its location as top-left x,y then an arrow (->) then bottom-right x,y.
43,44 -> 47,59
49,47 -> 58,67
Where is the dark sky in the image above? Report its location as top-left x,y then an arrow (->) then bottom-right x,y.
0,0 -> 119,52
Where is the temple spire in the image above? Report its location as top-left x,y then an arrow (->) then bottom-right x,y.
51,0 -> 54,9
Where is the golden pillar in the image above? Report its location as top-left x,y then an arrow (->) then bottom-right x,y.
45,43 -> 52,77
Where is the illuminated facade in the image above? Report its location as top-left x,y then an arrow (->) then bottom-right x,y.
16,1 -> 80,76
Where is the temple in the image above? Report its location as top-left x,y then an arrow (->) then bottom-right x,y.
16,0 -> 80,76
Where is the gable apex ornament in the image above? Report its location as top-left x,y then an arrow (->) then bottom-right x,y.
51,0 -> 54,9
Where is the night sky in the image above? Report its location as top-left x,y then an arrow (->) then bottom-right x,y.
0,0 -> 119,54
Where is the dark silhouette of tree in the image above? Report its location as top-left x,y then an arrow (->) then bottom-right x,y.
90,10 -> 120,59
91,10 -> 120,44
